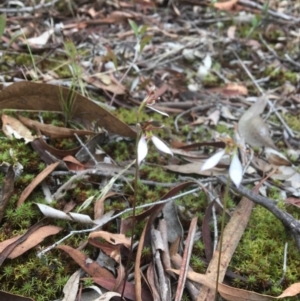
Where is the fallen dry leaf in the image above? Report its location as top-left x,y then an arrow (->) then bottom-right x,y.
57,245 -> 114,279
0,82 -> 135,138
214,0 -> 239,11
17,162 -> 60,207
172,269 -> 300,301
34,127 -> 82,159
0,225 -> 61,259
82,74 -> 126,95
2,114 -> 36,143
265,147 -> 291,166
62,270 -> 80,301
196,183 -> 258,301
18,115 -> 95,139
238,95 -> 277,149
89,231 -> 131,248
223,83 -> 248,96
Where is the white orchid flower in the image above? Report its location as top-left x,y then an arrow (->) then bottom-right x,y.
201,149 -> 225,171
137,135 -> 148,165
229,151 -> 243,187
151,136 -> 173,155
201,148 -> 243,187
137,135 -> 173,165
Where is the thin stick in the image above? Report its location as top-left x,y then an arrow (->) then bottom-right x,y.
37,187 -> 201,258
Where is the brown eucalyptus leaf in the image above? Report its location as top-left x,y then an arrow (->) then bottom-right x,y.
0,221 -> 54,265
6,225 -> 61,259
17,162 -> 60,207
57,245 -> 114,279
35,127 -> 81,159
0,82 -> 135,138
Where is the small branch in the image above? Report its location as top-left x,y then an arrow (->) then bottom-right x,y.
37,186 -> 201,258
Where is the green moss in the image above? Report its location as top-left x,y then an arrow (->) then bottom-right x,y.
264,66 -> 298,86
15,53 -> 33,66
230,204 -> 300,296
283,114 -> 300,132
215,123 -> 234,135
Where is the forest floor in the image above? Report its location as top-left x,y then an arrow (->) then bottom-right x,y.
0,0 -> 300,301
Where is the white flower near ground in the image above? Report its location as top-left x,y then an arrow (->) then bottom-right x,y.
201,149 -> 243,187
137,135 -> 148,165
137,135 -> 173,165
151,136 -> 173,156
229,152 -> 243,187
201,149 -> 225,171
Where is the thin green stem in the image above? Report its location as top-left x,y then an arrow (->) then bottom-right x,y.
121,116 -> 142,298
215,176 -> 231,301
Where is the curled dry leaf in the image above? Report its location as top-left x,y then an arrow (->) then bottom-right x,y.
264,147 -> 291,166
2,114 -> 36,144
35,127 -> 81,159
36,203 -> 96,224
89,231 -> 131,248
238,95 -> 277,149
94,292 -> 121,301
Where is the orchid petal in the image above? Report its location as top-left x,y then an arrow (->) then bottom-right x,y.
137,135 -> 148,165
229,152 -> 243,187
151,136 -> 173,156
201,150 -> 225,171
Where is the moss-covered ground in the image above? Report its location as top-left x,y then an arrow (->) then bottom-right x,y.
1,1 -> 300,300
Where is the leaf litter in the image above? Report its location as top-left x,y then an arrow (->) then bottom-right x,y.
0,0 -> 300,300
